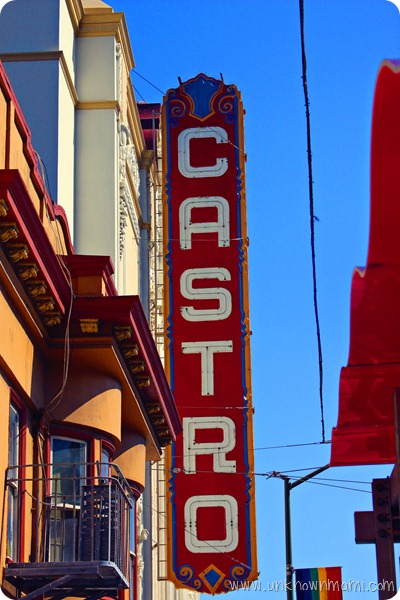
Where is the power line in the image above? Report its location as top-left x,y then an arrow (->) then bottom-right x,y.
299,0 -> 325,442
131,69 -> 165,95
254,440 -> 330,451
291,477 -> 371,495
266,470 -> 371,494
133,84 -> 147,103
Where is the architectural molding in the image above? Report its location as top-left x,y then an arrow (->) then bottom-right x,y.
78,11 -> 135,72
66,0 -> 85,33
76,100 -> 120,111
127,79 -> 146,158
136,496 -> 149,598
0,50 -> 78,105
82,0 -> 113,14
119,124 -> 141,257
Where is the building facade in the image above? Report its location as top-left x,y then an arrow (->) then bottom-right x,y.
0,1 -> 198,599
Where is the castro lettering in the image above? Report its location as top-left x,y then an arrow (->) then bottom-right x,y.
177,124 -> 237,552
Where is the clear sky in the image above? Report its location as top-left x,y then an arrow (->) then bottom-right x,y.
2,0 -> 400,596
109,1 -> 400,597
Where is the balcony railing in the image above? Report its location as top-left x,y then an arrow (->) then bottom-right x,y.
4,462 -> 134,600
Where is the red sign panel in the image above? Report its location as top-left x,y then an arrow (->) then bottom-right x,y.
163,74 -> 257,594
331,61 -> 400,467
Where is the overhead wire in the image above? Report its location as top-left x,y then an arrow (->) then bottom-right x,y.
34,151 -> 75,415
287,477 -> 371,495
254,440 -> 330,451
169,466 -> 372,493
299,0 -> 325,442
133,84 -> 147,103
132,68 -> 165,95
171,440 -> 332,463
266,470 -> 371,494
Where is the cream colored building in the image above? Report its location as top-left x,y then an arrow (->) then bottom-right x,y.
0,0 -> 198,598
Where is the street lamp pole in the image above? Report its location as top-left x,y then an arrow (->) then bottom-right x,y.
282,464 -> 330,600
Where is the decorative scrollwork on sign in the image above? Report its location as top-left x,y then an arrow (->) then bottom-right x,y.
231,564 -> 248,580
221,564 -> 250,591
167,91 -> 188,127
170,98 -> 187,119
179,565 -> 195,583
177,565 -> 203,590
218,86 -> 236,124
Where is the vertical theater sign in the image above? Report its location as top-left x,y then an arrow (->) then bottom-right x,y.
163,74 -> 258,594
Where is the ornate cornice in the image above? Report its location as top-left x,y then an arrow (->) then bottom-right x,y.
78,11 -> 135,72
0,170 -> 70,330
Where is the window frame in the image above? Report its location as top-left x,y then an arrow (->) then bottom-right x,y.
7,391 -> 26,563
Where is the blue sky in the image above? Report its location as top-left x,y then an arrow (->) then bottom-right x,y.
2,0 -> 399,596
110,1 -> 400,596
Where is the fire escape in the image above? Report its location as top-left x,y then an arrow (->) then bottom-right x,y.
5,462 -> 134,600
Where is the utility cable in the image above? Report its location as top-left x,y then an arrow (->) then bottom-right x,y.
266,470 -> 371,494
132,69 -> 165,95
133,84 -> 147,103
299,0 -> 325,442
34,151 -> 74,414
171,440 -> 331,461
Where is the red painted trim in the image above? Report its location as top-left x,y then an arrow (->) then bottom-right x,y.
101,439 -> 116,460
50,426 -> 94,450
53,205 -> 75,255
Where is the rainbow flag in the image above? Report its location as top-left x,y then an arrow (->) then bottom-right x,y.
295,567 -> 342,599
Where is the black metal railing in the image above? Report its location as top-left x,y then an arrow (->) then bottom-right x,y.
5,461 -> 134,580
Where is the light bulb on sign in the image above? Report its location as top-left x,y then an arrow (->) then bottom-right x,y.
387,0 -> 400,13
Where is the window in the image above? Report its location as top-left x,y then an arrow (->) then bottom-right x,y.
48,436 -> 87,562
7,404 -> 20,560
51,437 -> 87,502
101,445 -> 111,478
